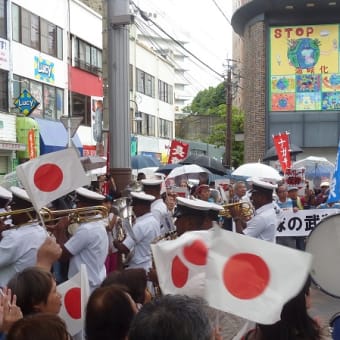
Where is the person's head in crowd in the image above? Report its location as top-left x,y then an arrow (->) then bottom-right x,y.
102,195 -> 113,212
195,184 -> 210,201
276,184 -> 288,202
101,268 -> 150,305
233,181 -> 247,199
179,179 -> 188,188
75,187 -> 105,208
198,172 -> 209,185
141,179 -> 162,199
174,197 -> 218,235
7,313 -> 69,340
128,294 -> 213,340
9,186 -> 36,225
320,181 -> 330,194
256,276 -> 321,340
250,180 -> 277,210
201,202 -> 223,229
287,186 -> 299,200
162,192 -> 177,212
7,267 -> 62,316
137,172 -> 146,181
130,191 -> 155,217
85,284 -> 138,340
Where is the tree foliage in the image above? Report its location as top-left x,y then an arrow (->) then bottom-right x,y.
188,82 -> 244,168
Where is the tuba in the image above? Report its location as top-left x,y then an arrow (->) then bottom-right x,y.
112,197 -> 136,266
219,201 -> 254,221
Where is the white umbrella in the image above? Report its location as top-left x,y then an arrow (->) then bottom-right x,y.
232,163 -> 282,182
292,156 -> 335,180
131,167 -> 159,178
167,164 -> 211,179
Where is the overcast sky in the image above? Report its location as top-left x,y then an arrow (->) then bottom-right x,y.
134,0 -> 233,98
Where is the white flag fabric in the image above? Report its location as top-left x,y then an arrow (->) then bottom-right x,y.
57,264 -> 90,336
151,227 -> 312,325
16,148 -> 90,210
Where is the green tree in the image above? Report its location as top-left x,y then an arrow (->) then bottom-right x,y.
183,82 -> 244,167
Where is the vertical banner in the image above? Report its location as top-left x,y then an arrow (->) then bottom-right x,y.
28,128 -> 36,159
273,132 -> 291,173
328,139 -> 340,203
167,140 -> 189,164
91,96 -> 103,145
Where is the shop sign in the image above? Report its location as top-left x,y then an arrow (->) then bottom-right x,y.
34,56 -> 55,84
14,89 -> 39,116
0,38 -> 9,71
0,142 -> 26,151
28,129 -> 37,159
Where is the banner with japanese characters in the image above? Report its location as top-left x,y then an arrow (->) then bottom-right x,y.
273,132 -> 291,173
285,167 -> 305,189
276,209 -> 340,237
167,140 -> 189,164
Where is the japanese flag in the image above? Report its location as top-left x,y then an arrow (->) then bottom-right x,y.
16,148 -> 90,211
57,264 -> 90,336
151,227 -> 312,325
152,230 -> 210,297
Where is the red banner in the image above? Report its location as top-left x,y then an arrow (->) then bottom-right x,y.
28,129 -> 36,159
167,140 -> 189,164
273,132 -> 291,173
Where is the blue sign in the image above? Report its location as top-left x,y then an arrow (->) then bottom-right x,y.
328,138 -> 340,203
34,56 -> 55,83
14,89 -> 39,116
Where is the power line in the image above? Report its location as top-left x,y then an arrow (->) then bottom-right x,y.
210,0 -> 232,26
131,1 -> 224,79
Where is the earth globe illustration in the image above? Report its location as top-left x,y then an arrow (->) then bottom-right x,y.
287,38 -> 320,69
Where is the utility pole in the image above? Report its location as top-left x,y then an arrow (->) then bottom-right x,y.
224,60 -> 233,169
106,0 -> 133,193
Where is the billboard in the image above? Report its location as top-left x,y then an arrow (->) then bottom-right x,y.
269,24 -> 340,111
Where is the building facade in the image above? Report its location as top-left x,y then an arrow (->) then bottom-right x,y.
232,0 -> 340,164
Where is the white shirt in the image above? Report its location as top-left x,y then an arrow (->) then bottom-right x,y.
0,222 -> 47,287
65,218 -> 108,291
151,198 -> 169,235
244,203 -> 277,242
123,212 -> 160,271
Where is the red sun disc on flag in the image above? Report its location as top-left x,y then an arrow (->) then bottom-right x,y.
171,255 -> 189,288
34,163 -> 63,192
64,287 -> 81,319
223,253 -> 270,299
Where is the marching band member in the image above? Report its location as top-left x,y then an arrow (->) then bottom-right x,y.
113,191 -> 160,273
174,197 -> 222,236
0,186 -> 47,287
53,187 -> 108,292
230,179 -> 277,243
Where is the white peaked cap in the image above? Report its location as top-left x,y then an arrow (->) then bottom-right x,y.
76,187 -> 105,201
10,186 -> 31,202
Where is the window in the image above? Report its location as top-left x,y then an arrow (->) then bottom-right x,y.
73,37 -> 102,76
12,4 -> 63,59
141,113 -> 155,136
70,92 -> 91,126
0,0 -> 7,39
159,118 -> 173,138
136,69 -> 155,97
13,75 -> 63,119
0,70 -> 8,111
158,80 -> 173,104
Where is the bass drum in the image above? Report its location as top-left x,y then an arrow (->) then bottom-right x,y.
305,214 -> 340,298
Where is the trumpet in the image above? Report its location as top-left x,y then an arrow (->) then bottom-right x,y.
219,201 -> 254,220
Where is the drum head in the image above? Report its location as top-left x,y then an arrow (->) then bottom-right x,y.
306,214 -> 340,298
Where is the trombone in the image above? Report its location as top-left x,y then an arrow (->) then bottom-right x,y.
0,206 -> 108,229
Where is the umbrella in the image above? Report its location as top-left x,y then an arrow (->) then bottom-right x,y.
131,167 -> 158,177
155,163 -> 182,176
263,144 -> 303,162
167,164 -> 212,179
131,155 -> 160,170
80,156 -> 107,171
180,155 -> 227,175
292,156 -> 335,180
232,163 -> 282,182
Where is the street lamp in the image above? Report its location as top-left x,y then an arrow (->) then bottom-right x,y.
130,99 -> 142,121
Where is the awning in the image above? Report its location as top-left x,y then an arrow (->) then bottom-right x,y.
34,117 -> 83,155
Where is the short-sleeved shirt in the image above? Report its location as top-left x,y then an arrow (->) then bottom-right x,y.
65,218 -> 108,291
244,202 -> 277,242
123,212 -> 160,271
151,199 -> 169,235
0,222 -> 47,287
